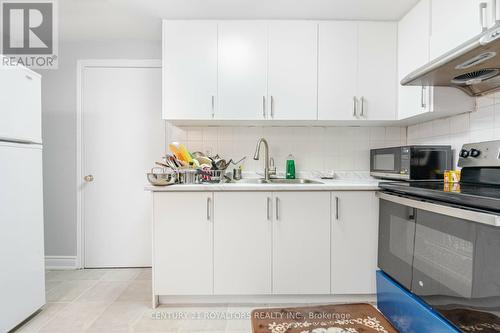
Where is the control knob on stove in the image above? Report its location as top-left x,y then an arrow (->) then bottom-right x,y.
470,148 -> 481,158
460,149 -> 470,158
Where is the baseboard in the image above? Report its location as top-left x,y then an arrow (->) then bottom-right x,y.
157,294 -> 376,305
45,256 -> 78,270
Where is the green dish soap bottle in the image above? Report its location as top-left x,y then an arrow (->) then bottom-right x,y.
286,154 -> 296,179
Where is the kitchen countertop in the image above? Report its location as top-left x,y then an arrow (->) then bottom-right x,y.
145,178 -> 381,192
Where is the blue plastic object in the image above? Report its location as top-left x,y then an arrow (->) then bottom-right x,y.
377,270 -> 460,333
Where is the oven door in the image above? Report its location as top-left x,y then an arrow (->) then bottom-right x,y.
378,195 -> 416,290
412,208 -> 500,331
377,191 -> 500,332
370,147 -> 405,179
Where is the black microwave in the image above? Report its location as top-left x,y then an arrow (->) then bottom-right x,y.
370,145 -> 452,180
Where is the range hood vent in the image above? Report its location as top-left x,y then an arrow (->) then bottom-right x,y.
451,68 -> 500,85
401,26 -> 500,96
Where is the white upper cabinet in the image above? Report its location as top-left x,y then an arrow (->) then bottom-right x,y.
318,21 -> 397,121
430,0 -> 496,60
163,19 -> 402,122
357,22 -> 398,120
217,21 -> 268,120
318,21 -> 359,120
268,21 -> 318,120
397,0 -> 476,121
163,21 -> 218,120
398,0 -> 431,119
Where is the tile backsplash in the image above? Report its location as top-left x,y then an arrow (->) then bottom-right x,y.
407,94 -> 500,169
166,124 -> 406,173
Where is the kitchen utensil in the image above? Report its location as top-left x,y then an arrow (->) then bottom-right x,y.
147,167 -> 177,186
155,161 -> 172,169
178,169 -> 199,184
230,156 -> 246,166
233,167 -> 242,180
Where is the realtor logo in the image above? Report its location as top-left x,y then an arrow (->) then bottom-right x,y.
0,0 -> 58,68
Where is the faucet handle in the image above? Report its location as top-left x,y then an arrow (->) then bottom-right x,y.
269,157 -> 277,175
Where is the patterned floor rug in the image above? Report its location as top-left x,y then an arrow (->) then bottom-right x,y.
251,303 -> 398,333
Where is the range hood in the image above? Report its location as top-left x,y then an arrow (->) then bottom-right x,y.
401,26 -> 500,96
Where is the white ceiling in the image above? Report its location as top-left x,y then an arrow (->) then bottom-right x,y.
59,0 -> 419,42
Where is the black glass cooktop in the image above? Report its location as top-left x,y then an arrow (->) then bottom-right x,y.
379,181 -> 500,213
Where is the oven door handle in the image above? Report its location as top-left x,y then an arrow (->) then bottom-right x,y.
376,191 -> 500,227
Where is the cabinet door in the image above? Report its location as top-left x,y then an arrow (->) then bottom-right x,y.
430,0 -> 485,60
318,21 -> 358,120
153,192 -> 213,295
0,67 -> 41,143
358,22 -> 397,120
213,192 -> 272,294
398,0 -> 431,120
268,21 -> 318,120
218,21 -> 268,120
331,191 -> 379,294
273,192 -> 330,294
163,21 -> 217,120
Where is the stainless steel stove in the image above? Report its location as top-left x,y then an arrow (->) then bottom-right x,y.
377,140 -> 500,333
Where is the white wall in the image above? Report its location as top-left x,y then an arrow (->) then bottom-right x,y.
37,40 -> 162,257
407,94 -> 500,168
167,124 -> 406,173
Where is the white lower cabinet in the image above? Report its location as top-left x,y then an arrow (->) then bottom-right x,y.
331,191 -> 379,294
153,192 -> 213,295
153,190 -> 378,297
213,192 -> 272,294
272,192 -> 331,294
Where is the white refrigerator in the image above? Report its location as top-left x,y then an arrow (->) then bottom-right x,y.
0,63 -> 45,332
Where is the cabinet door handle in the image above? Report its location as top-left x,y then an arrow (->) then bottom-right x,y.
420,86 -> 427,108
270,96 -> 274,118
480,2 -> 488,32
335,196 -> 339,220
211,96 -> 215,118
263,96 -> 266,118
360,96 -> 365,117
275,197 -> 279,221
25,75 -> 33,80
206,197 -> 211,221
267,197 -> 271,220
495,0 -> 500,25
352,96 -> 357,117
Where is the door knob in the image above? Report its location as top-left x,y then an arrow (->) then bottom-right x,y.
84,175 -> 94,182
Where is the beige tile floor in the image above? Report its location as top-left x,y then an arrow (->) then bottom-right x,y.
12,268 -> 266,333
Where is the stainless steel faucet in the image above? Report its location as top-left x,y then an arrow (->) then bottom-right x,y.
253,138 -> 276,181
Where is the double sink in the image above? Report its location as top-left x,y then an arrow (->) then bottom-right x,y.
228,178 -> 323,185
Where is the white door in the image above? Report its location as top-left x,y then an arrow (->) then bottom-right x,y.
0,66 -> 41,143
398,0 -> 431,120
430,0 -> 486,60
82,64 -> 164,268
272,192 -> 331,294
268,21 -> 318,120
153,192 -> 213,295
0,143 -> 45,333
218,21 -> 268,120
318,21 -> 358,120
357,22 -> 397,120
163,20 -> 218,119
213,192 -> 272,294
331,191 -> 379,294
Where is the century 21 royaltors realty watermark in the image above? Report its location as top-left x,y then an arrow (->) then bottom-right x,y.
0,0 -> 58,69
